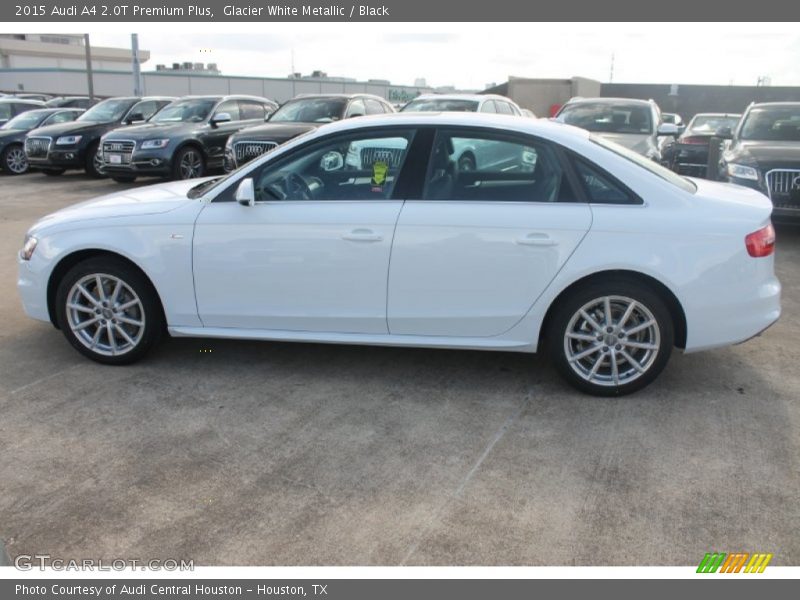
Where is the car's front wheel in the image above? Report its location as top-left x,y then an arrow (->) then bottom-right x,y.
547,279 -> 674,396
1,143 -> 29,174
172,146 -> 205,180
84,142 -> 106,178
55,257 -> 163,364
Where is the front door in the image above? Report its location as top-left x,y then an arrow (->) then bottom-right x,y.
192,128 -> 417,333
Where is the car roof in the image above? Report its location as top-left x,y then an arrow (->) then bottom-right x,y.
172,94 -> 274,103
410,94 -> 507,103
749,102 -> 800,109
691,112 -> 741,118
0,98 -> 45,105
23,107 -> 84,115
303,111 -> 590,143
289,93 -> 387,101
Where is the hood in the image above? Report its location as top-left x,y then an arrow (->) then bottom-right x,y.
104,121 -> 200,141
231,122 -> 320,143
594,132 -> 654,154
727,140 -> 800,164
27,120 -> 113,139
29,177 -> 210,235
0,128 -> 25,142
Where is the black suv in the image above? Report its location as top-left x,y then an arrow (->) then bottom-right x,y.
720,102 -> 800,219
24,96 -> 175,177
224,94 -> 395,171
0,108 -> 84,175
101,95 -> 278,182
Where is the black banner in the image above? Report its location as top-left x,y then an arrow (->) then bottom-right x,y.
4,0 -> 800,22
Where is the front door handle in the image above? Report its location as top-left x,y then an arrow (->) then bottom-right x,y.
516,233 -> 558,247
342,228 -> 383,242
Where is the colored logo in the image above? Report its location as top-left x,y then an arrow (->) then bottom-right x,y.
697,552 -> 773,573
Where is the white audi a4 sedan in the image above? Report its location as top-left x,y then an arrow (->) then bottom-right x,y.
18,113 -> 781,396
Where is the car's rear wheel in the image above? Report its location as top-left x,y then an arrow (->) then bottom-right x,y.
1,143 -> 29,174
172,146 -> 205,180
547,280 -> 674,396
55,257 -> 163,365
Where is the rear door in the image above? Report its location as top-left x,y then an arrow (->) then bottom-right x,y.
387,127 -> 592,337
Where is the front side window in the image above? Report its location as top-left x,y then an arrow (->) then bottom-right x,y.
78,98 -> 137,123
239,100 -> 266,120
365,99 -> 387,115
739,106 -> 800,142
345,99 -> 366,118
557,102 -> 654,135
495,101 -> 514,115
126,100 -> 159,121
479,101 -> 497,114
151,99 -> 216,123
249,129 -> 414,202
214,100 -> 240,121
423,130 -> 575,203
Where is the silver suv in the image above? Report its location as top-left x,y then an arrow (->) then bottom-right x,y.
555,97 -> 678,161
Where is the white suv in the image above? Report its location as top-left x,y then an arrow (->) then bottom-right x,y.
402,93 -> 523,116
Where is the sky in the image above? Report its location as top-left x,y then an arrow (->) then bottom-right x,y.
85,23 -> 800,90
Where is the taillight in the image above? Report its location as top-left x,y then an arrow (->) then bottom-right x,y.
679,136 -> 708,145
745,223 -> 776,258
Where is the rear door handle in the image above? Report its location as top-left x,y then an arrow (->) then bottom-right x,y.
516,233 -> 558,247
342,228 -> 383,242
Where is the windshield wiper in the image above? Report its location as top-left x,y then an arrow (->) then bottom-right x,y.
187,177 -> 222,199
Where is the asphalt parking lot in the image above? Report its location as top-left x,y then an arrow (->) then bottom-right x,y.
1,171 -> 798,566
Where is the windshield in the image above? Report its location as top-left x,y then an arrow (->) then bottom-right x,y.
152,99 -> 216,123
739,106 -> 800,142
1,110 -> 47,130
688,115 -> 740,134
558,102 -> 654,135
402,98 -> 479,112
78,98 -> 136,123
269,98 -> 347,123
591,134 -> 696,193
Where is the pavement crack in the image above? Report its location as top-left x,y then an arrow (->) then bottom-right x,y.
400,392 -> 532,565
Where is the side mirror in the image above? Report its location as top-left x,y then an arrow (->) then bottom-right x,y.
211,112 -> 232,127
715,126 -> 733,139
657,123 -> 680,137
125,112 -> 144,124
235,178 -> 255,206
320,151 -> 344,172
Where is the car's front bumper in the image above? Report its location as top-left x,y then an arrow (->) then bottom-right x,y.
27,148 -> 84,169
17,254 -> 51,324
102,147 -> 172,177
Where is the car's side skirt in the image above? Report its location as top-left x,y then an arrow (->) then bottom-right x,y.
167,326 -> 536,353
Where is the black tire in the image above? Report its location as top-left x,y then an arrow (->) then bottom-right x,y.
84,141 -> 105,178
55,257 -> 164,365
111,175 -> 137,183
1,143 -> 29,175
42,168 -> 66,176
171,146 -> 205,180
546,278 -> 674,396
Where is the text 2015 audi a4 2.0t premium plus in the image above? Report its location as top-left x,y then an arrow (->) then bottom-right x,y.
224,93 -> 395,171
24,96 -> 175,177
17,113 -> 781,396
101,95 -> 279,182
719,102 -> 800,220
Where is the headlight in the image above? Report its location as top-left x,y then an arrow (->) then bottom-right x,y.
55,135 -> 82,145
727,163 -> 758,181
140,139 -> 170,150
19,235 -> 38,261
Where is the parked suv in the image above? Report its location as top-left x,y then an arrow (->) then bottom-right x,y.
555,97 -> 678,161
402,93 -> 522,116
0,97 -> 45,126
720,102 -> 800,220
664,113 -> 741,177
101,95 -> 278,181
24,96 -> 174,177
0,108 -> 83,175
224,94 -> 394,171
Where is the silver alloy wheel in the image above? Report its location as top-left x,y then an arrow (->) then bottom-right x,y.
179,150 -> 203,179
66,273 -> 145,357
564,295 -> 660,387
5,146 -> 28,174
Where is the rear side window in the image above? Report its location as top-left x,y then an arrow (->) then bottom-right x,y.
44,111 -> 78,125
573,157 -> 640,205
423,130 -> 576,203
